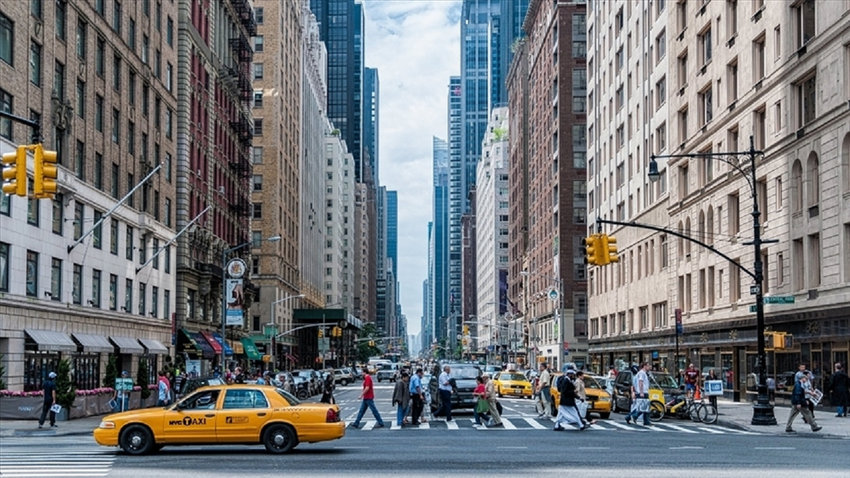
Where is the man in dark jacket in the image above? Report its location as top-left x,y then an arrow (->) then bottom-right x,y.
38,372 -> 58,429
828,363 -> 849,417
392,372 -> 411,425
553,369 -> 584,431
786,374 -> 821,433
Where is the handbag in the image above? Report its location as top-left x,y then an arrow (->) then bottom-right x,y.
49,404 -> 62,413
475,398 -> 490,414
636,397 -> 650,413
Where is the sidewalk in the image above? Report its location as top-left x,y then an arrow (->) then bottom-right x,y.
0,415 -> 103,438
714,398 -> 850,438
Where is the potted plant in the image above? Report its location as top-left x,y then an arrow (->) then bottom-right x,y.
54,358 -> 77,420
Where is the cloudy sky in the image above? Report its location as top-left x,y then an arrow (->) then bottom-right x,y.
362,0 -> 462,336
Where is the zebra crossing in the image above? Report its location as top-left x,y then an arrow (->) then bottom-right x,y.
344,416 -> 762,435
0,438 -> 116,477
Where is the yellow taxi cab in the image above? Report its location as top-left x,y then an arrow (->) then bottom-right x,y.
492,371 -> 533,398
93,384 -> 344,455
548,372 -> 612,419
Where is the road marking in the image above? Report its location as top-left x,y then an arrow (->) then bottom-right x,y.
524,417 -> 548,429
657,423 -> 700,434
697,427 -> 725,434
446,420 -> 459,430
497,446 -> 528,449
755,447 -> 795,450
587,421 -> 612,431
391,420 -> 402,430
501,418 -> 517,429
670,446 -> 704,449
418,421 -> 430,429
361,420 -> 376,431
334,446 -> 370,449
605,420 -> 643,430
579,447 -> 611,450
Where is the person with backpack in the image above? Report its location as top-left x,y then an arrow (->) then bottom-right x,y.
553,369 -> 584,431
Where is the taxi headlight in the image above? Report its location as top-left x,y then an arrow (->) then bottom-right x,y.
600,397 -> 611,402
99,421 -> 116,429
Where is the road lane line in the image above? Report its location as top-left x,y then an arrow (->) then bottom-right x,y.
524,417 -> 547,429
697,427 -> 725,434
657,423 -> 699,434
670,446 -> 704,449
579,447 -> 611,450
755,447 -> 795,450
497,446 -> 528,449
605,420 -> 642,430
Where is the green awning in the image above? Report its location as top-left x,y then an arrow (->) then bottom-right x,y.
240,337 -> 263,361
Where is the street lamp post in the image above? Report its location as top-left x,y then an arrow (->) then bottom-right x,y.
220,236 -> 281,369
649,136 -> 777,425
268,294 -> 305,372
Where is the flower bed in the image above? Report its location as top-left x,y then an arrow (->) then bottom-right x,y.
0,385 -> 160,420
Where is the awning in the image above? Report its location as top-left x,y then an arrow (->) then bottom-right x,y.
178,329 -> 202,358
24,329 -> 77,353
109,336 -> 145,354
213,333 -> 233,356
190,332 -> 215,359
240,337 -> 263,361
138,338 -> 168,354
199,331 -> 222,354
71,333 -> 114,353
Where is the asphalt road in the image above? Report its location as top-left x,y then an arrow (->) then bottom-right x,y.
2,382 -> 849,478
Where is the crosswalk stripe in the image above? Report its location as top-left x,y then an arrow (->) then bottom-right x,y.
698,426 -> 725,434
391,420 -> 403,430
524,417 -> 547,429
418,421 -> 430,429
361,420 -> 376,430
657,423 -> 700,434
587,421 -> 613,431
446,420 -> 459,430
498,418 -> 515,429
604,420 -> 643,430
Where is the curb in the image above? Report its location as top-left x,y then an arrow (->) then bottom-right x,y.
715,418 -> 752,432
11,429 -> 92,437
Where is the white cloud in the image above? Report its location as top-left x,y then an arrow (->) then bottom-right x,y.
363,0 -> 461,336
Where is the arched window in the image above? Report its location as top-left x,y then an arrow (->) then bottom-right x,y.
706,206 -> 714,245
684,217 -> 692,256
698,210 -> 706,244
791,159 -> 803,213
806,151 -> 819,210
842,134 -> 850,195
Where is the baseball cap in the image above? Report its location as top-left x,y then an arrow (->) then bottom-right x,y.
565,369 -> 577,376
48,372 -> 57,379
121,371 -> 129,376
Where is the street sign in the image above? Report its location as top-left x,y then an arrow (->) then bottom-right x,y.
749,305 -> 757,313
763,296 -> 795,304
750,285 -> 760,295
115,378 -> 134,392
548,289 -> 560,301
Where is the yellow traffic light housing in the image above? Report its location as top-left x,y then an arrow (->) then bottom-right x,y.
2,146 -> 27,197
603,234 -> 619,264
34,144 -> 58,198
318,328 -> 324,338
463,325 -> 469,335
585,235 -> 599,266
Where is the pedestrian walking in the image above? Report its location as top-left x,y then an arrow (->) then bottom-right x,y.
156,371 -> 171,407
351,366 -> 385,429
392,372 -> 411,425
483,373 -> 503,427
553,370 -> 584,431
827,363 -> 849,417
472,376 -> 490,427
575,371 -> 597,426
626,363 -> 652,426
409,368 -> 425,425
786,373 -> 822,432
436,365 -> 454,421
38,371 -> 58,429
535,363 -> 552,419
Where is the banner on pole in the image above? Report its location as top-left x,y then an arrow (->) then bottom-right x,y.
225,279 -> 244,326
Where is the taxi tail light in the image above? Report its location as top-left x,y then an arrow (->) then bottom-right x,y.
326,408 -> 340,423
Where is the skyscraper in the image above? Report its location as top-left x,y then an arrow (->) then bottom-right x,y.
386,190 -> 398,280
431,136 -> 450,346
364,67 -> 379,185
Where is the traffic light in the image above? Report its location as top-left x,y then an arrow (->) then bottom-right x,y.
584,235 -> 599,265
2,146 -> 27,197
602,234 -> 619,264
318,328 -> 324,338
34,144 -> 58,198
463,324 -> 469,335
368,340 -> 375,347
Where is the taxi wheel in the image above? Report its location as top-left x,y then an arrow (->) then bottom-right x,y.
120,425 -> 155,455
263,424 -> 297,454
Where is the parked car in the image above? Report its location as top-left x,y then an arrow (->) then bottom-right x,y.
333,369 -> 351,386
179,376 -> 226,397
294,369 -> 322,396
340,367 -> 357,383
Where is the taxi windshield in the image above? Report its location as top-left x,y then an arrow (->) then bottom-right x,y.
276,388 -> 302,406
450,367 -> 480,379
583,377 -> 601,389
501,373 -> 527,382
650,373 -> 679,389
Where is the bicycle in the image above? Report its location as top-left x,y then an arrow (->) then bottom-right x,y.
648,391 -> 718,424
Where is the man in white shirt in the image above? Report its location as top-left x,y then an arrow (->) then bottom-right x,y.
436,365 -> 453,421
631,363 -> 652,426
535,363 -> 551,418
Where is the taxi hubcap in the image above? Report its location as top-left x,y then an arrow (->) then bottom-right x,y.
131,434 -> 143,448
273,433 -> 286,446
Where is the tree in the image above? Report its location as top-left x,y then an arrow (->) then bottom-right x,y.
55,358 -> 77,410
137,358 -> 151,400
104,354 -> 118,390
0,354 -> 6,390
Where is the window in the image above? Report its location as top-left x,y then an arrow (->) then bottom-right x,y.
71,263 -> 82,304
678,106 -> 689,145
699,85 -> 713,126
753,35 -> 765,82
0,243 -> 8,292
165,108 -> 173,138
126,226 -> 133,260
165,245 -> 171,274
773,100 -> 782,134
656,123 -> 667,152
253,203 -> 262,219
151,286 -> 159,318
30,41 -> 41,86
0,12 -> 13,66
138,282 -> 146,316
94,152 -> 103,190
795,73 -> 816,128
95,0 -> 104,16
166,16 -> 173,46
656,76 -> 666,110
165,62 -> 172,91
138,234 -> 147,264
253,90 -> 263,108
142,34 -> 149,63
253,175 -> 263,191
50,258 -> 61,301
655,29 -> 666,64
806,152 -> 819,210
95,95 -> 103,131
753,107 -> 766,149
25,250 -> 38,297
52,195 -> 63,235
253,147 -> 263,164
254,36 -> 264,52
163,289 -> 170,318
572,69 -> 587,113
128,18 -> 135,51
73,202 -> 83,240
92,210 -> 103,249
698,26 -> 712,66
125,279 -> 133,313
31,0 -> 42,19
254,7 -> 264,24
55,0 -> 66,40
91,269 -> 101,308
793,0 -> 816,49
75,20 -> 86,59
677,50 -> 688,89
728,193 -> 740,235
164,198 -> 172,227
111,109 -> 119,142
75,79 -> 85,118
113,0 -> 122,34
110,218 -> 119,254
0,88 -> 12,140
254,63 -> 263,80
726,0 -> 738,38
27,192 -> 39,226
109,274 -> 118,310
152,238 -> 160,269
112,55 -> 121,90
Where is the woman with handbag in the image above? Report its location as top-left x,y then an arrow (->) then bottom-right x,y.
472,376 -> 489,427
